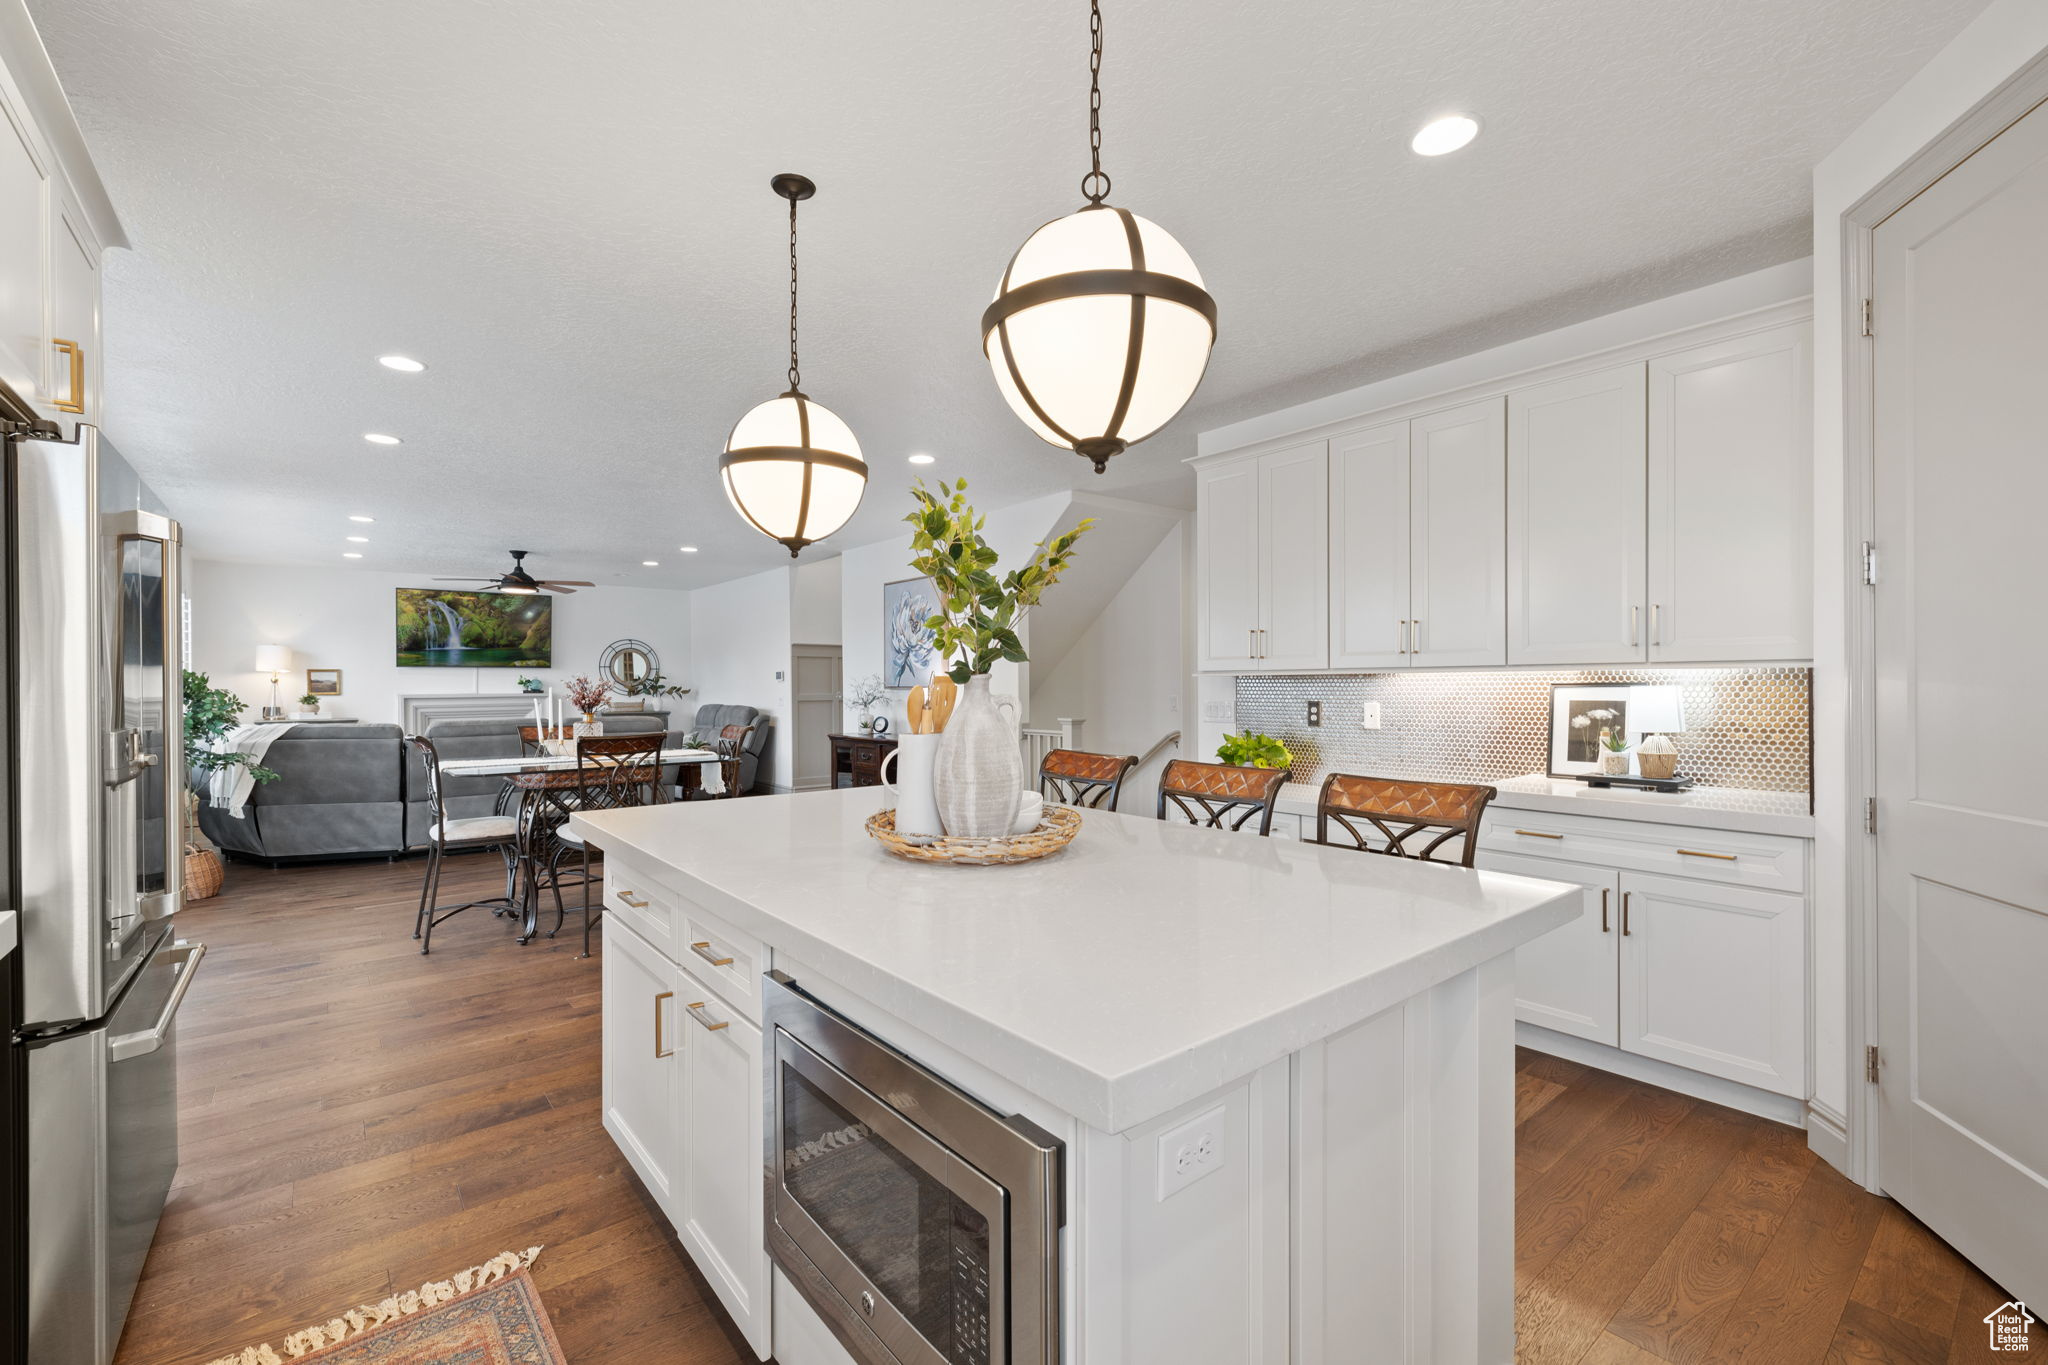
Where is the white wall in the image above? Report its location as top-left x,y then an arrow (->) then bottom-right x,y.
187,559 -> 691,725
790,555 -> 841,645
1810,0 -> 2048,1174
688,564 -> 795,790
1029,521 -> 1189,807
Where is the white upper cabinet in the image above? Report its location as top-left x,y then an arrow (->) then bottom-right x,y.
1507,365 -> 1647,664
1328,420 -> 1411,669
1409,398 -> 1506,668
49,192 -> 100,432
0,84 -> 48,410
1196,458 -> 1261,670
1647,323 -> 1813,662
1197,440 -> 1328,671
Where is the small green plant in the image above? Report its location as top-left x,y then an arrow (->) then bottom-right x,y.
516,674 -> 544,693
1600,731 -> 1631,753
298,693 -> 319,707
183,670 -> 278,783
622,668 -> 692,699
905,479 -> 1092,683
1216,732 -> 1293,769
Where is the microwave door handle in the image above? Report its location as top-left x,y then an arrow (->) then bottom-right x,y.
108,942 -> 205,1062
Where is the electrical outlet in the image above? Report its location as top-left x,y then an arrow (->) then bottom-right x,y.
1360,701 -> 1381,729
1200,698 -> 1230,722
1306,701 -> 1321,727
1156,1105 -> 1227,1201
1167,692 -> 1180,715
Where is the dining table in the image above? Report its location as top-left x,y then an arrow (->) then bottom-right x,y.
438,746 -> 722,944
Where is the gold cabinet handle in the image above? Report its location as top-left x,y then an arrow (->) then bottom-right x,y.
1652,603 -> 1663,647
690,940 -> 735,968
1631,605 -> 1640,648
685,1000 -> 730,1032
1398,619 -> 1409,655
1600,887 -> 1610,933
51,337 -> 84,414
618,891 -> 648,907
1621,891 -> 1632,936
1676,848 -> 1737,862
1248,627 -> 1256,660
1514,828 -> 1564,840
653,990 -> 674,1058
1410,618 -> 1421,654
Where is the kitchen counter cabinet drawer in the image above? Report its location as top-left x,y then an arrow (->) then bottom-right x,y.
604,856 -> 681,959
1479,809 -> 1805,893
680,904 -> 764,1023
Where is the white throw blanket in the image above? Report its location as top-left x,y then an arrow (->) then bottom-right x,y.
207,724 -> 291,819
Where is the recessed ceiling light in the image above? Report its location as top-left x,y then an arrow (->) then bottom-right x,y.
346,536 -> 369,543
642,560 -> 659,567
378,355 -> 426,373
348,514 -> 375,523
364,433 -> 401,446
678,546 -> 699,553
1411,115 -> 1480,157
908,453 -> 936,465
342,552 -> 363,559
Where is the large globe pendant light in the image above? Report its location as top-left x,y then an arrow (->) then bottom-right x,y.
982,0 -> 1217,474
722,174 -> 868,556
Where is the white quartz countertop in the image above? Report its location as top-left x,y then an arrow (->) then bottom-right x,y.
1276,773 -> 1814,838
573,789 -> 1578,1133
0,910 -> 14,961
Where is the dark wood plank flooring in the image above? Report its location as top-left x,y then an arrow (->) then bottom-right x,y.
114,853 -> 2041,1364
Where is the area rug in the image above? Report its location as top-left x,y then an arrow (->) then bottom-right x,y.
204,1247 -> 561,1365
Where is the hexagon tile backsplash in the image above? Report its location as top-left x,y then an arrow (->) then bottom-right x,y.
1233,668 -> 1811,793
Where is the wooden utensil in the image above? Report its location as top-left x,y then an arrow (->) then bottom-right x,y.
907,686 -> 928,736
929,675 -> 957,732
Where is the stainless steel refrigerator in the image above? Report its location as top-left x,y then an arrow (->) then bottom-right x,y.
4,394 -> 201,1365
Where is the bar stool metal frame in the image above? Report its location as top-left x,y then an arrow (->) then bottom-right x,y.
1039,748 -> 1140,812
1311,773 -> 1498,868
539,732 -> 667,957
1156,758 -> 1291,836
408,734 -> 522,955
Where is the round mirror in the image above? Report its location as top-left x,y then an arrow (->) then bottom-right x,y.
598,638 -> 659,691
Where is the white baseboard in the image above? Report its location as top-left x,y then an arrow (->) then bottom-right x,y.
1805,1100 -> 1850,1175
1517,1023 -> 1807,1129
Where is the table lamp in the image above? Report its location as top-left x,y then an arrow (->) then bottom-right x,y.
255,644 -> 291,719
1631,686 -> 1687,782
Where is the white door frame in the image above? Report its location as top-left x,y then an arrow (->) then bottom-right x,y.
1836,54 -> 2048,1191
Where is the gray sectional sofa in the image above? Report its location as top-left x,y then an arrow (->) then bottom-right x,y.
197,704 -> 768,863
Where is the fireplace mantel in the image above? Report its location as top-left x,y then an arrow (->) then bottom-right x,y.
400,692 -> 545,733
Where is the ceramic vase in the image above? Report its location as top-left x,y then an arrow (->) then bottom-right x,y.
881,733 -> 943,838
1637,733 -> 1679,781
575,712 -> 604,740
932,674 -> 1023,837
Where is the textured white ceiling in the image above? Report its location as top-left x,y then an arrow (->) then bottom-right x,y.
28,0 -> 1983,589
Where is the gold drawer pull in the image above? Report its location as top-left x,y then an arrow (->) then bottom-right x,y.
617,891 -> 648,908
1514,828 -> 1564,840
1676,848 -> 1738,862
654,991 -> 673,1058
690,940 -> 735,968
52,337 -> 84,414
686,1000 -> 730,1032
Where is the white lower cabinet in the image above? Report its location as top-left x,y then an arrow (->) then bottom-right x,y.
1479,850 -> 1619,1046
602,915 -> 683,1216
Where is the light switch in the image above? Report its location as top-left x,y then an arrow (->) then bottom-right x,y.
1360,701 -> 1381,729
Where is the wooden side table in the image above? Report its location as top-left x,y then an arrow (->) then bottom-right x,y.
830,733 -> 897,788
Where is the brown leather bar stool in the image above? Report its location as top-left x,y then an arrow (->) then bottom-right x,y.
1311,773 -> 1497,867
1156,758 -> 1291,836
544,733 -> 666,956
1039,748 -> 1140,812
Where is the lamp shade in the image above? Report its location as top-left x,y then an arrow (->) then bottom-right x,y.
1630,686 -> 1687,734
254,644 -> 291,673
720,393 -> 867,557
982,205 -> 1216,473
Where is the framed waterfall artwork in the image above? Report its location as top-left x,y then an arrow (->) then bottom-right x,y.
394,588 -> 553,668
882,576 -> 939,689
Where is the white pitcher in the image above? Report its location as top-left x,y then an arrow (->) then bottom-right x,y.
880,733 -> 943,838
931,674 -> 1023,837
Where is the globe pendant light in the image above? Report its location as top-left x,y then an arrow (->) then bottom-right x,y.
722,174 -> 868,556
982,0 -> 1217,474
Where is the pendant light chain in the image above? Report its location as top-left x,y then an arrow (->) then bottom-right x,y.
786,193 -> 802,392
1082,0 -> 1110,204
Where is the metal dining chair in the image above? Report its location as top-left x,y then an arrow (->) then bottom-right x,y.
1156,758 -> 1291,836
543,732 -> 666,957
1039,748 -> 1140,812
408,735 -> 521,955
1310,773 -> 1497,868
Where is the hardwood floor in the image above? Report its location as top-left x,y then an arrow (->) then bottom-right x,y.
116,854 -> 2041,1364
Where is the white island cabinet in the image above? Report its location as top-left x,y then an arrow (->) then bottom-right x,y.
573,789 -> 1577,1365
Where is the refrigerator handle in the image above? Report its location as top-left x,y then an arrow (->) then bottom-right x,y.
108,941 -> 205,1063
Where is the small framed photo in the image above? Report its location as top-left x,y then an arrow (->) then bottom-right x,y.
1548,684 -> 1635,778
305,668 -> 343,697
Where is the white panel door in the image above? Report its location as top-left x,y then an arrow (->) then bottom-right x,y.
1872,99 -> 2048,1307
1478,850 -> 1618,1045
790,645 -> 841,792
1197,459 -> 1260,670
1647,322 -> 1812,661
1327,420 -> 1411,669
0,82 -> 48,409
1507,365 -> 1646,664
677,975 -> 771,1359
1409,399 -> 1506,667
601,918 -> 683,1221
1618,871 -> 1804,1098
1255,440 -> 1329,670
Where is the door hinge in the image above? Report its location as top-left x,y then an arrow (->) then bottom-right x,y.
1861,540 -> 1878,586
1861,297 -> 1874,337
1864,796 -> 1878,834
1866,1045 -> 1881,1085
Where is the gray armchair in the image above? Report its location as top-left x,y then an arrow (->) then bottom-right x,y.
687,704 -> 768,794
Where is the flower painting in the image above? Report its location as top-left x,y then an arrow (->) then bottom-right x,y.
1549,685 -> 1635,777
883,576 -> 940,689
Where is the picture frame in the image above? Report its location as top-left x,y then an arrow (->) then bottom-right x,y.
305,668 -> 343,697
882,576 -> 941,690
1547,684 -> 1635,778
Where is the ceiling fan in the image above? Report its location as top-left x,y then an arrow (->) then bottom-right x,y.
433,550 -> 595,596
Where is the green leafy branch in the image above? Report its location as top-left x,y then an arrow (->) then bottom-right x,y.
1216,732 -> 1292,769
904,478 -> 1094,684
183,670 -> 279,782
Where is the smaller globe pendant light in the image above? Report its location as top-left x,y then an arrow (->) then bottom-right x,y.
982,0 -> 1217,474
722,173 -> 868,556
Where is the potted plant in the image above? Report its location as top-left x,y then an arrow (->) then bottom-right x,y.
516,674 -> 545,694
842,674 -> 886,734
1600,731 -> 1633,776
906,479 -> 1091,836
1216,732 -> 1293,770
296,692 -> 320,718
182,670 -> 279,899
565,675 -> 612,734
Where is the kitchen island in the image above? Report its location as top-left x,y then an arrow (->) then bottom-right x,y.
571,788 -> 1577,1365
